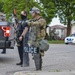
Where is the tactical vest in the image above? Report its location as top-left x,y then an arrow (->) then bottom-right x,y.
16,19 -> 28,38
29,17 -> 46,41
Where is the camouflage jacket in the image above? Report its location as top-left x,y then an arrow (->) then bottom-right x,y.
28,17 -> 46,41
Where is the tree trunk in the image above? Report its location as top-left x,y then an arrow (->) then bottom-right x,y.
67,20 -> 71,36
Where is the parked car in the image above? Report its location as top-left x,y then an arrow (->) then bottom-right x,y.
64,34 -> 75,44
0,21 -> 15,49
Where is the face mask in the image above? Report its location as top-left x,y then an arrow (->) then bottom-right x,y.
21,14 -> 26,20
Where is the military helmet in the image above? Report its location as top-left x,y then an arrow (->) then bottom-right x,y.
30,7 -> 40,14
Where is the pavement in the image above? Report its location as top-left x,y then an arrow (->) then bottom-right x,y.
14,71 -> 75,75
13,44 -> 75,75
0,44 -> 75,75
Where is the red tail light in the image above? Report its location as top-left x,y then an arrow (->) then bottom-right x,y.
0,26 -> 10,37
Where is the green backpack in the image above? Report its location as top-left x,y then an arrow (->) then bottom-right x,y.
38,39 -> 49,51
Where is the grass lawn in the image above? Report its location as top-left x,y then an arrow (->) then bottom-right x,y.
48,40 -> 64,44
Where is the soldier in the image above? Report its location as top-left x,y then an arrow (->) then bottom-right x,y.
27,7 -> 46,70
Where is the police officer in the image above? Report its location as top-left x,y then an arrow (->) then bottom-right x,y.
27,7 -> 46,70
16,11 -> 29,66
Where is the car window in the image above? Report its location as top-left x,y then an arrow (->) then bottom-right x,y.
69,34 -> 75,37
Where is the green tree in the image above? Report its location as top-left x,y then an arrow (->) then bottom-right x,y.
2,0 -> 57,40
0,0 -> 4,12
2,0 -> 56,24
40,0 -> 56,24
52,0 -> 75,36
2,0 -> 41,19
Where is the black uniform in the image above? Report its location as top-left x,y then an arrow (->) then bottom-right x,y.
16,18 -> 29,65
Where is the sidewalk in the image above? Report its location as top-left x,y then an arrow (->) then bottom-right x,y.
14,71 -> 75,75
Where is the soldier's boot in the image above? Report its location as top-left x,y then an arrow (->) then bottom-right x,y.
34,54 -> 42,70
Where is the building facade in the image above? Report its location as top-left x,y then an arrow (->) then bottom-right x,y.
47,25 -> 67,40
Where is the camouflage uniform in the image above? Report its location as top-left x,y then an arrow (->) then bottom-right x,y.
28,17 -> 46,70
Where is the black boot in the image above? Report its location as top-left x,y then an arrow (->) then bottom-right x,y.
1,49 -> 6,54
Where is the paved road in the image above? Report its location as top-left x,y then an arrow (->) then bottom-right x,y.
0,44 -> 75,75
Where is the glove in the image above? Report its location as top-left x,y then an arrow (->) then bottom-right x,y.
27,21 -> 32,26
26,20 -> 31,26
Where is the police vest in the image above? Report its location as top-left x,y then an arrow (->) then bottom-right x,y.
16,19 -> 27,37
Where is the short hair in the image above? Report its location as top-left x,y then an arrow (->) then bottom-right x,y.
21,11 -> 27,16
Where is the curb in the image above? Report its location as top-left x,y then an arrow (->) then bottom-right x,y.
14,71 -> 75,75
